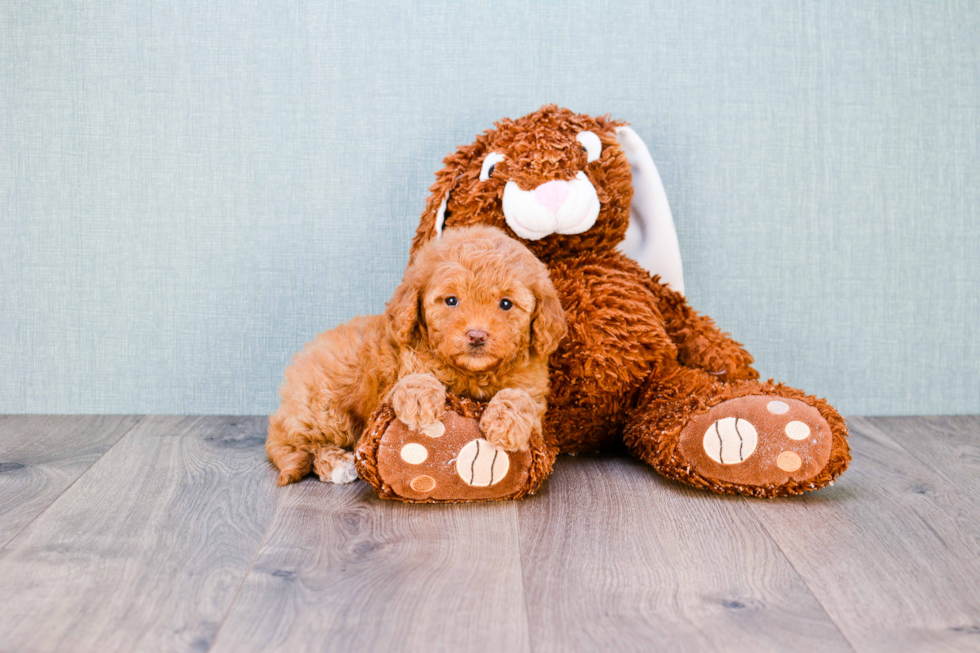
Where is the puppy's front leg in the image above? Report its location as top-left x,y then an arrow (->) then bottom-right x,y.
480,388 -> 538,452
390,373 -> 446,436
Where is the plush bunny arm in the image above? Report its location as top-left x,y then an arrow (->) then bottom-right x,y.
648,279 -> 759,382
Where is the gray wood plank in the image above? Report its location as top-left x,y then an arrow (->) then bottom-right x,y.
856,415 -> 980,499
0,415 -> 280,653
0,415 -> 142,548
748,419 -> 980,652
517,455 -> 852,653
209,480 -> 530,653
3,414 -> 974,653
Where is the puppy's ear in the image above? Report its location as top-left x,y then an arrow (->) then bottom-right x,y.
385,266 -> 425,347
530,272 -> 567,359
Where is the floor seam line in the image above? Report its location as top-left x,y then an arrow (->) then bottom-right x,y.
514,503 -> 535,653
0,415 -> 146,553
748,499 -> 861,653
206,480 -> 288,653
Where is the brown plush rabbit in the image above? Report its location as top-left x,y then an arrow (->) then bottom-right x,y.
391,105 -> 850,498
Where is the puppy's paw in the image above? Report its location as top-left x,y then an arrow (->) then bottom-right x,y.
480,388 -> 537,452
313,448 -> 359,484
391,373 -> 446,433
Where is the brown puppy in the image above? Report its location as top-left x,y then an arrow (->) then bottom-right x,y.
266,225 -> 566,486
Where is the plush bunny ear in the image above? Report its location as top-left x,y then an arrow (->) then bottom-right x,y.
410,154 -> 469,262
614,126 -> 685,295
433,192 -> 449,238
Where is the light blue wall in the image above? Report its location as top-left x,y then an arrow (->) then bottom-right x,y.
2,1 -> 978,416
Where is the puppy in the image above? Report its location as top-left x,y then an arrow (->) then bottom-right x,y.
266,225 -> 567,486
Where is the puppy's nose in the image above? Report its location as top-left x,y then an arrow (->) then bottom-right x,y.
466,329 -> 488,346
533,180 -> 571,213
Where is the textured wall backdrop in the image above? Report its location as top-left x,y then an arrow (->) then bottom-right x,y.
1,1 -> 978,415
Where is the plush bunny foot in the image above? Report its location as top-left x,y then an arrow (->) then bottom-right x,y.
355,395 -> 556,503
625,375 -> 851,497
674,395 -> 837,491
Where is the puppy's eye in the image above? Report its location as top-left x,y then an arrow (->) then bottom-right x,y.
499,299 -> 513,311
480,152 -> 505,182
445,296 -> 458,307
576,131 -> 602,163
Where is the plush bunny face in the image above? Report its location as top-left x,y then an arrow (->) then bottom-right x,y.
411,105 -> 634,263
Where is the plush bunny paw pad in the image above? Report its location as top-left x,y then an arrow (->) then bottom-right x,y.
677,395 -> 833,487
356,395 -> 553,503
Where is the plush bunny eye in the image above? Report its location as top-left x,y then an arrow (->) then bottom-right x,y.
576,131 -> 602,163
480,152 -> 505,182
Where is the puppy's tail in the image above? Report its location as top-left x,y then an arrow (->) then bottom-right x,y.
266,412 -> 313,486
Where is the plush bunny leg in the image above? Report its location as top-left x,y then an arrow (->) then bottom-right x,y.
623,361 -> 850,498
647,280 -> 760,383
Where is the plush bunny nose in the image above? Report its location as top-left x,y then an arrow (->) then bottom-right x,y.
466,329 -> 488,346
533,180 -> 571,213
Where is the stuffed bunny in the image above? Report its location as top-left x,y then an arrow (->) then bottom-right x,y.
384,105 -> 850,499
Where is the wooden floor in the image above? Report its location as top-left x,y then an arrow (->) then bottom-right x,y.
0,416 -> 978,652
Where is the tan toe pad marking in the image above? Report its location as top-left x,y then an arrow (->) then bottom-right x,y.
400,443 -> 428,464
777,451 -> 802,472
785,421 -> 810,440
420,421 -> 445,438
410,475 -> 436,492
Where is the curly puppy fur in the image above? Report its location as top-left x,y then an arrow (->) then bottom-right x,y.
407,105 -> 850,497
266,225 -> 566,486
